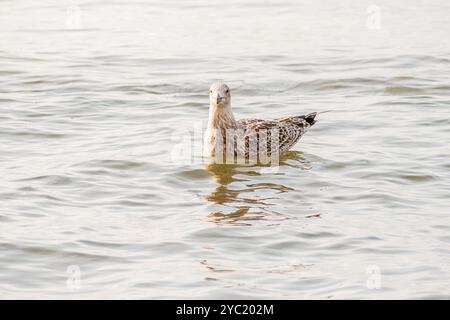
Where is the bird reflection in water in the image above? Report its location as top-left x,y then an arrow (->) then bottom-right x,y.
203,151 -> 311,224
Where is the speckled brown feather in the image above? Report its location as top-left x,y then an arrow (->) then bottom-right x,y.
237,112 -> 317,156
205,82 -> 317,159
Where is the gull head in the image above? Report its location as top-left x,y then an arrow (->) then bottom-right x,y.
209,82 -> 231,108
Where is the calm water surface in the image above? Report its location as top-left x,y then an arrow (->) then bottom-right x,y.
1,0 -> 450,299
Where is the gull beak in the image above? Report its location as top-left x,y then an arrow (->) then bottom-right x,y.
216,94 -> 224,104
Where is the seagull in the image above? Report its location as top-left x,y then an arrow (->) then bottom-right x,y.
204,82 -> 317,161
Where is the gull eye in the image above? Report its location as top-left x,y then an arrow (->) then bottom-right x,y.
226,89 -> 229,93
210,90 -> 212,93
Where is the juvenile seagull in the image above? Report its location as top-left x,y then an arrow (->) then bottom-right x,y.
204,82 -> 317,160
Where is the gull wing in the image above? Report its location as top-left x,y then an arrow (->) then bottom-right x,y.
237,113 -> 316,155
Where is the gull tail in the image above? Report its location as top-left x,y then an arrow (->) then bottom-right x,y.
305,112 -> 317,126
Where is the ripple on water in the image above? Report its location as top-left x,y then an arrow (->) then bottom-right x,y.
384,85 -> 424,94
72,159 -> 152,171
16,175 -> 76,186
174,168 -> 214,180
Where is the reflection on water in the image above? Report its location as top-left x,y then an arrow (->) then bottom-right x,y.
203,151 -> 311,224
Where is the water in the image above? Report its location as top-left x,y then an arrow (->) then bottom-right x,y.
1,0 -> 450,299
